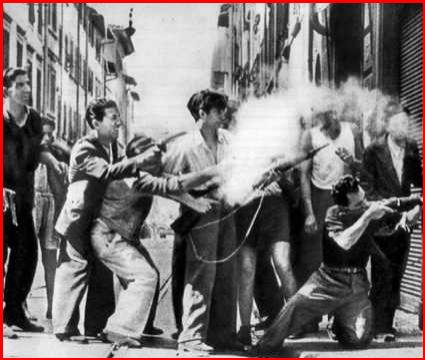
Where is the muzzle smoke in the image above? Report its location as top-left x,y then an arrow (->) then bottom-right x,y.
221,77 -> 392,206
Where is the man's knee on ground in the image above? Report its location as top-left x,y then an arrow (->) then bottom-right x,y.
334,324 -> 373,349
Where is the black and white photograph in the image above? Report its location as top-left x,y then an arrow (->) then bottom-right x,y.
2,2 -> 423,358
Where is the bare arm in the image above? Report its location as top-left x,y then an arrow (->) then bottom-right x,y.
327,202 -> 395,250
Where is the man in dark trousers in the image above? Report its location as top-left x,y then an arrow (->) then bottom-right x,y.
361,101 -> 422,340
52,98 -> 161,340
256,175 -> 420,354
3,68 -> 67,334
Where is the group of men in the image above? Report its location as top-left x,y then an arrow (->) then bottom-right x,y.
3,66 -> 422,356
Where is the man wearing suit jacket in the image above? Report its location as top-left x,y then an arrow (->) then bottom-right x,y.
361,102 -> 422,340
52,98 -> 161,340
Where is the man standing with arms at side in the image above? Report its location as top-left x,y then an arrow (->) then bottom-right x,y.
53,98 -> 161,340
361,102 -> 422,340
3,68 -> 66,335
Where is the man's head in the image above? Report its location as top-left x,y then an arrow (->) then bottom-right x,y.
198,90 -> 228,128
319,109 -> 341,138
384,101 -> 410,143
85,98 -> 121,142
332,175 -> 365,208
42,117 -> 56,145
3,67 -> 31,106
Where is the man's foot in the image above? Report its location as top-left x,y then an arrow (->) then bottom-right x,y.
3,324 -> 18,339
177,341 -> 214,356
171,331 -> 180,340
101,331 -> 142,348
4,315 -> 44,333
143,325 -> 164,336
250,344 -> 282,356
374,327 -> 397,342
288,330 -> 306,340
211,339 -> 246,352
237,325 -> 252,347
55,331 -> 89,344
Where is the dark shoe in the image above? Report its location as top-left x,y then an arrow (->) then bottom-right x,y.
288,330 -> 306,340
5,316 -> 44,333
177,341 -> 214,356
101,331 -> 142,348
171,331 -> 180,340
237,325 -> 252,347
215,340 -> 245,352
56,332 -> 89,344
143,325 -> 164,336
3,324 -> 18,339
250,344 -> 282,356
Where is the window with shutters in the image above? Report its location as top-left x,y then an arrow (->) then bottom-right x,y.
16,38 -> 23,68
28,3 -> 35,25
37,4 -> 43,36
26,58 -> 33,106
3,25 -> 10,69
48,66 -> 56,113
88,69 -> 94,95
36,67 -> 42,111
59,27 -> 63,63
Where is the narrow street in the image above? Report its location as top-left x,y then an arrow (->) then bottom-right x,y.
4,237 -> 423,358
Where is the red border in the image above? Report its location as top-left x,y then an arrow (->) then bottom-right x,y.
1,1 -> 424,360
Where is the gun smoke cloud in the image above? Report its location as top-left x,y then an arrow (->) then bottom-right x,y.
221,78 -> 393,206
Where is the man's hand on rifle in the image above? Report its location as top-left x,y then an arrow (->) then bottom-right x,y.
134,145 -> 162,173
365,201 -> 395,220
396,205 -> 421,233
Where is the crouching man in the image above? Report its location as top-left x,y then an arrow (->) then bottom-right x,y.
90,134 -> 219,347
257,175 -> 420,353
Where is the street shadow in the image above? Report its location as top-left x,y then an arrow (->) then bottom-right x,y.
285,339 -> 423,355
140,336 -> 177,350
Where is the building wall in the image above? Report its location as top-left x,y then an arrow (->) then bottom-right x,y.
3,3 -> 138,147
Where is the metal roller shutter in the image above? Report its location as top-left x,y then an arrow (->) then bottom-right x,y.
399,5 -> 423,313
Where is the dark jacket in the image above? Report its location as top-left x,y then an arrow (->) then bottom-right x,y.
361,135 -> 422,200
55,133 -> 140,252
98,172 -> 178,241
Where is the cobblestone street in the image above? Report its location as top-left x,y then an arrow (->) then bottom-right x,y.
4,237 -> 423,358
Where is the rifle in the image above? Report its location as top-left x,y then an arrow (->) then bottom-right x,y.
254,143 -> 330,190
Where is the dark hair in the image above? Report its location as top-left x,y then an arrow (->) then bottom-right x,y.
42,117 -> 56,130
187,91 -> 204,122
85,98 -> 118,129
3,67 -> 28,89
384,100 -> 410,124
331,175 -> 360,206
199,90 -> 228,115
126,133 -> 155,158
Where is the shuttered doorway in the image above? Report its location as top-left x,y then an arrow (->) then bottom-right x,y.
399,4 -> 423,313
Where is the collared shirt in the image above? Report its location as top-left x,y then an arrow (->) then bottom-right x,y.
387,135 -> 405,184
163,128 -> 232,178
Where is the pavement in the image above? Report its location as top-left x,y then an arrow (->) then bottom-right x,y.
3,236 -> 423,358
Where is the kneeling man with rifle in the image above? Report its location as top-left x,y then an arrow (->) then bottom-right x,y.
256,175 -> 422,354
